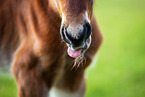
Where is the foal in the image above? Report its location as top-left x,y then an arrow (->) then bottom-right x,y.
0,0 -> 103,97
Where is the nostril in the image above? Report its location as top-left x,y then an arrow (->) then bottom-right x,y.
60,25 -> 71,44
83,22 -> 92,40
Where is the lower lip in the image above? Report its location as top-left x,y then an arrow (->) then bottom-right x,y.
67,48 -> 82,58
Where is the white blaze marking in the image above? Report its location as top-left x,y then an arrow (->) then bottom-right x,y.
61,13 -> 67,26
85,12 -> 90,23
53,0 -> 59,9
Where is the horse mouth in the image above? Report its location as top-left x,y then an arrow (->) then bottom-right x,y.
66,37 -> 91,58
67,48 -> 83,58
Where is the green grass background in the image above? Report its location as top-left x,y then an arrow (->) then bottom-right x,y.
0,0 -> 145,97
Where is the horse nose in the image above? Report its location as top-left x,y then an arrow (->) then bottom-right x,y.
60,22 -> 91,46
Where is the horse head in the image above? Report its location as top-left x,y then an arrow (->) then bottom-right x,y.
51,0 -> 94,62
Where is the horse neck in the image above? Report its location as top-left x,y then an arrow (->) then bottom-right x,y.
16,0 -> 62,44
28,0 -> 61,36
0,0 -> 62,63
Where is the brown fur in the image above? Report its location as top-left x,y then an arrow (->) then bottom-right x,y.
0,0 -> 103,97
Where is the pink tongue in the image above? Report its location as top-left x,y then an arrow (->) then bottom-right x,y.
67,48 -> 82,58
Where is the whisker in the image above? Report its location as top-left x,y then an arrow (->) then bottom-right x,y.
71,61 -> 77,71
74,56 -> 84,71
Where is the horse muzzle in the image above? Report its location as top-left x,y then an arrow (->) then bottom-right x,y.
60,21 -> 92,58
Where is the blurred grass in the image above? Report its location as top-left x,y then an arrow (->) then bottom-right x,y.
0,72 -> 17,97
0,0 -> 145,97
86,0 -> 145,97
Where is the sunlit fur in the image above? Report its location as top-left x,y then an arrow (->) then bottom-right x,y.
0,0 -> 103,97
